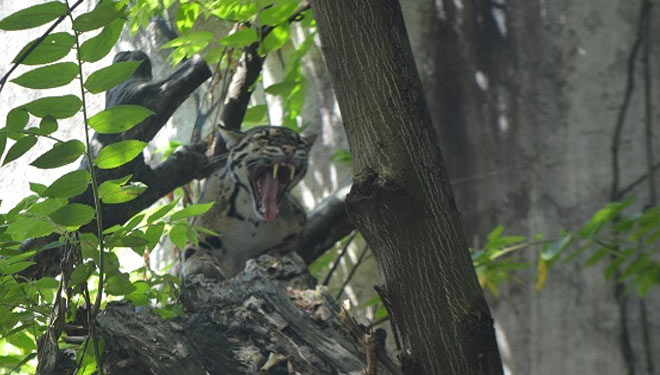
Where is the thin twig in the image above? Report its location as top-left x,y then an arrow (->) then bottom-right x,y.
641,3 -> 655,373
336,245 -> 370,300
0,0 -> 85,95
366,315 -> 390,330
66,1 -> 105,373
618,161 -> 660,197
611,0 -> 651,200
322,231 -> 357,286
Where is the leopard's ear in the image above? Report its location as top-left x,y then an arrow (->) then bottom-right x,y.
302,133 -> 317,150
217,124 -> 246,149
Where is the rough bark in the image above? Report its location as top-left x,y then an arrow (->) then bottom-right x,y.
52,254 -> 393,375
311,1 -> 503,374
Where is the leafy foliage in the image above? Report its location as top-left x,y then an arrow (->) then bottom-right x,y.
474,198 -> 660,297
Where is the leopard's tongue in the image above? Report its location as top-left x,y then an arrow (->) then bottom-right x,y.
261,172 -> 279,222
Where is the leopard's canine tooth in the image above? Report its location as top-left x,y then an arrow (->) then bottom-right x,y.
273,162 -> 280,178
290,165 -> 296,180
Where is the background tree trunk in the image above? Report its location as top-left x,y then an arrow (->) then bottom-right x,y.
401,1 -> 660,374
312,1 -> 504,374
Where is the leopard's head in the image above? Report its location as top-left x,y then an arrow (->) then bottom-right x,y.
219,125 -> 316,222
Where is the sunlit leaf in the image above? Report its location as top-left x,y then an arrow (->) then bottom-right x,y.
258,24 -> 290,55
84,61 -> 142,94
175,2 -> 200,33
220,28 -> 259,47
169,223 -> 187,249
28,197 -> 68,216
145,223 -> 165,250
29,182 -> 47,195
30,140 -> 85,169
98,179 -> 147,204
243,104 -> 268,125
73,0 -> 127,32
259,2 -> 298,26
170,202 -> 214,221
535,258 -> 548,291
0,1 -> 67,31
7,217 -> 54,241
80,18 -> 125,63
88,105 -> 154,134
11,62 -> 79,89
94,140 -> 147,169
147,198 -> 180,223
49,203 -> 95,227
43,170 -> 90,199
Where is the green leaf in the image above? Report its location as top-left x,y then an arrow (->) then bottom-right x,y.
80,18 -> 125,63
126,281 -> 151,306
23,95 -> 82,119
30,140 -> 85,169
162,31 -> 214,49
38,115 -> 58,135
243,104 -> 268,125
147,198 -> 180,223
29,182 -> 47,195
10,62 -> 79,89
13,32 -> 76,65
73,0 -> 127,32
28,198 -> 67,216
124,214 -> 145,231
1,261 -> 35,274
105,274 -> 136,296
6,108 -> 29,139
0,1 -> 68,31
49,203 -> 95,227
210,0 -> 259,20
220,28 -> 259,47
0,133 -> 7,159
36,276 -> 59,289
169,223 -> 188,249
88,105 -> 154,134
71,262 -> 94,286
3,136 -> 37,166
175,2 -> 200,33
43,170 -> 90,199
95,140 -> 147,169
84,61 -> 142,94
264,80 -> 297,96
259,24 -> 290,55
6,217 -> 55,241
145,223 -> 165,250
170,202 -> 214,221
259,3 -> 298,26
98,179 -> 147,204
107,234 -> 148,252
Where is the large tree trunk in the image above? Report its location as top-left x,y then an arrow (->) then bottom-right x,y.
311,1 -> 504,374
401,1 -> 660,374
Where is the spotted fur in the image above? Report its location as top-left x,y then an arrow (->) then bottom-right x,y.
183,126 -> 315,279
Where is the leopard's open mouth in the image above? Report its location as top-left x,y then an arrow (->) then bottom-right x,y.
249,161 -> 300,221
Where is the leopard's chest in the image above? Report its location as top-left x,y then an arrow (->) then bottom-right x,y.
193,168 -> 306,277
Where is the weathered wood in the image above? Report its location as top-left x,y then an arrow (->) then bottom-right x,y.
52,254 -> 397,375
311,1 -> 504,374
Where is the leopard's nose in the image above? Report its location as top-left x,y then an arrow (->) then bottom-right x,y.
282,145 -> 295,158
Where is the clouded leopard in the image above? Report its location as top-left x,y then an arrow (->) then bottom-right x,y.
183,126 -> 316,279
